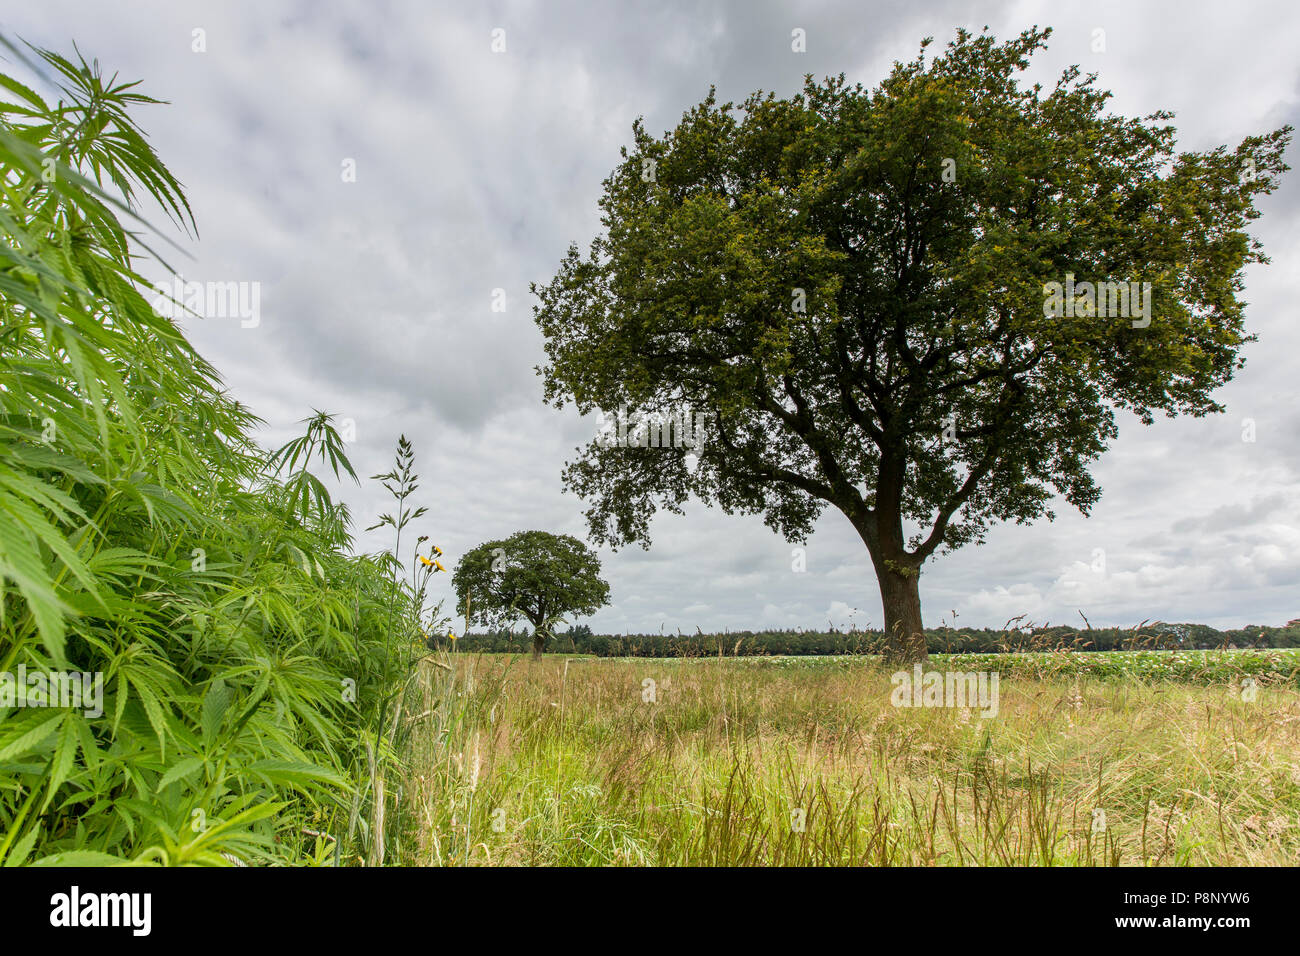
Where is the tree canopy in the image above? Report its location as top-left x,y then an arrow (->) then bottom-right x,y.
533,27 -> 1291,663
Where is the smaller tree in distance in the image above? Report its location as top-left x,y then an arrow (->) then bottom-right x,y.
451,531 -> 611,660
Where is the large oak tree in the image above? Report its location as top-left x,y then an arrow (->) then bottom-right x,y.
533,28 -> 1290,663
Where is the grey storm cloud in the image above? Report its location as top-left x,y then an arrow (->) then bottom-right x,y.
4,0 -> 1297,632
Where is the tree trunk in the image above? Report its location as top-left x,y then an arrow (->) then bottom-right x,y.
531,630 -> 545,662
859,458 -> 928,666
876,562 -> 926,665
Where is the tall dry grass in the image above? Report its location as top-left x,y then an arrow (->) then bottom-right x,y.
399,654 -> 1300,866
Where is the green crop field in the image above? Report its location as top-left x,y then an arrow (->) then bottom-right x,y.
711,648 -> 1300,684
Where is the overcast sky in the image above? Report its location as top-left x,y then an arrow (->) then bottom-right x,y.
5,1 -> 1297,633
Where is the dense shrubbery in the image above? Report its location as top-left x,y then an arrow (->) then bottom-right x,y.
0,43 -> 434,865
446,620 -> 1300,657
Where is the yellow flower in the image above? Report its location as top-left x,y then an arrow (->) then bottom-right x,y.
419,555 -> 434,567
448,632 -> 458,641
432,545 -> 443,557
433,560 -> 446,573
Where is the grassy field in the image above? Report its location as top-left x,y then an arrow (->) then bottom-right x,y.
394,650 -> 1300,866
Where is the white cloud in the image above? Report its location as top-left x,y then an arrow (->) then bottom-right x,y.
8,0 -> 1298,632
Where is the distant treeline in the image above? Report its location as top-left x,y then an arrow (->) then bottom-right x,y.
440,621 -> 1300,657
